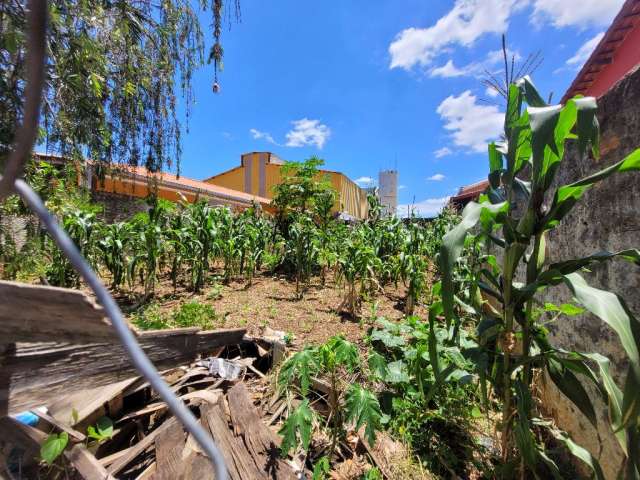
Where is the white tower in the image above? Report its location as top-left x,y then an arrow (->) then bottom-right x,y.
378,169 -> 398,217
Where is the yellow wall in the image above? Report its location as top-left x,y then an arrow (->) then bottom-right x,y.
205,166 -> 244,192
205,160 -> 368,219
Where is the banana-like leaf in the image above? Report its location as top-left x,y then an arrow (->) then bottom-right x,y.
547,357 -> 598,427
439,201 -> 507,321
563,272 -> 640,429
542,148 -> 640,229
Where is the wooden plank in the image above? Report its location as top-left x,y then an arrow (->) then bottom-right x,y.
227,383 -> 297,480
108,418 -> 178,475
201,400 -> 265,480
150,419 -> 186,479
48,377 -> 140,431
65,444 -> 116,480
0,281 -> 119,343
2,327 -> 246,413
32,408 -> 86,442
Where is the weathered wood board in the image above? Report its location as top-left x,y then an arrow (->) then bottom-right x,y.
0,280 -> 119,343
1,327 -> 246,413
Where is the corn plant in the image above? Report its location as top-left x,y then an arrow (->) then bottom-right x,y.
47,207 -> 101,287
277,336 -> 383,458
439,76 -> 640,478
337,231 -> 381,318
98,222 -> 131,289
285,214 -> 319,298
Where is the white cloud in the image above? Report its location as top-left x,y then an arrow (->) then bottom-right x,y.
566,32 -> 605,68
436,90 -> 503,152
531,0 -> 624,28
485,86 -> 500,98
429,48 -> 520,79
389,0 -> 524,70
250,128 -> 278,145
398,185 -> 407,190
397,197 -> 450,218
430,60 -> 468,78
285,118 -> 331,149
427,173 -> 446,181
355,176 -> 376,187
434,147 -> 453,158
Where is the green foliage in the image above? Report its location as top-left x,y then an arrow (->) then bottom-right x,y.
438,75 -> 640,476
279,399 -> 314,455
1,1 -> 239,172
278,336 -> 382,458
40,432 -> 68,465
345,384 -> 383,445
87,416 -> 114,442
133,301 -> 220,331
312,456 -> 331,480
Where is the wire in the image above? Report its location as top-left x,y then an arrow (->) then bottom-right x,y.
12,178 -> 228,480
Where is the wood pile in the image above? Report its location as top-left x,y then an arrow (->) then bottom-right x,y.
0,342 -> 299,479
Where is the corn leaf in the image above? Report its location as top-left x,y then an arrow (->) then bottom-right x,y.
542,148 -> 640,229
439,201 -> 507,321
548,429 -> 605,480
563,273 -> 640,429
547,357 -> 597,427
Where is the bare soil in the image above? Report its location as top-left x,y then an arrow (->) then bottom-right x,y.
117,270 -> 431,346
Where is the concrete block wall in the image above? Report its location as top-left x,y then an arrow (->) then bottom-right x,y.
91,191 -> 148,223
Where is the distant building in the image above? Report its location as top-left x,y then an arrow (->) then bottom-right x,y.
378,170 -> 398,217
204,152 -> 368,220
448,179 -> 489,211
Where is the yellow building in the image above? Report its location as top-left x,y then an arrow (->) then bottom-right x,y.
203,152 -> 369,220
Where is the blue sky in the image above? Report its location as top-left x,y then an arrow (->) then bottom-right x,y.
178,0 -> 623,217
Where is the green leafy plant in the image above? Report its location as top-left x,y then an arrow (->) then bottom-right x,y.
439,76 -> 640,477
40,432 -> 69,465
278,336 -> 383,458
87,416 -> 114,443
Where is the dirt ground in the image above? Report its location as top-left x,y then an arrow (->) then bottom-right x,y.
118,270 -> 431,346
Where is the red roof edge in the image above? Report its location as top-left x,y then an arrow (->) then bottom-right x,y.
562,0 -> 640,103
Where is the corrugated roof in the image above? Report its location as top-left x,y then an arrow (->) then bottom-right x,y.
562,0 -> 640,102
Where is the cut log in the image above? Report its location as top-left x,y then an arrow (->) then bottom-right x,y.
2,327 -> 246,413
227,383 -> 297,480
0,281 -> 119,343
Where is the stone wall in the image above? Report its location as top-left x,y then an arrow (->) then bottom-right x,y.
541,65 -> 640,479
91,191 -> 148,223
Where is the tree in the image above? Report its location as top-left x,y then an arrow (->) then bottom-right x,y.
272,156 -> 336,236
1,0 -> 240,172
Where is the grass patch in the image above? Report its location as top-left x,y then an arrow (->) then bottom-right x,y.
133,301 -> 221,331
